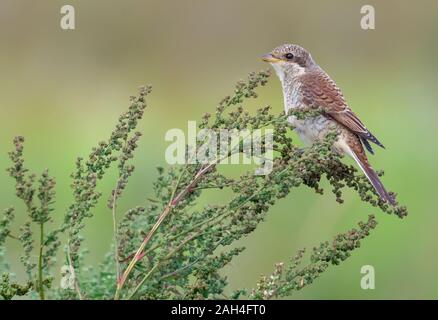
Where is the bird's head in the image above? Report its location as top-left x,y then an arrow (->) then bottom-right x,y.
262,44 -> 315,80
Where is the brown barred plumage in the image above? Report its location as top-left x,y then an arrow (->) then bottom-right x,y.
263,44 -> 395,205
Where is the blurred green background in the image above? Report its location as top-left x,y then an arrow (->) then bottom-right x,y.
0,0 -> 437,299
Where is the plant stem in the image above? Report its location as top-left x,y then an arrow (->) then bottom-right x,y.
7,233 -> 20,240
111,187 -> 121,283
66,237 -> 83,300
38,223 -> 45,300
127,263 -> 160,300
115,209 -> 169,299
114,163 -> 211,299
128,232 -> 198,299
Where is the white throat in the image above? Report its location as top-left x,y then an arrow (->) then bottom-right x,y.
270,62 -> 306,111
271,62 -> 286,84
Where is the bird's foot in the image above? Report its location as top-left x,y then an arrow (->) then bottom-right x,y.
295,147 -> 306,157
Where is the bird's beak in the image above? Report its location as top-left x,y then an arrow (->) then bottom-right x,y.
261,53 -> 281,63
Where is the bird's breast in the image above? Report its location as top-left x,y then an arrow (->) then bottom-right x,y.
288,115 -> 332,146
279,74 -> 333,145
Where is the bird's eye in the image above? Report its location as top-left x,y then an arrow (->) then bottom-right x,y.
284,53 -> 294,60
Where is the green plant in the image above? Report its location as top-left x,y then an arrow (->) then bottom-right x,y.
0,70 -> 407,300
5,138 -> 57,299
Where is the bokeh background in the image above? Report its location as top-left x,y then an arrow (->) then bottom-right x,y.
0,0 -> 437,299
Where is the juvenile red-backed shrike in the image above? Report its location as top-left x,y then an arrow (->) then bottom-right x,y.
263,44 -> 395,204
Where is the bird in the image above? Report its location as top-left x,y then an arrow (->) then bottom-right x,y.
262,43 -> 395,205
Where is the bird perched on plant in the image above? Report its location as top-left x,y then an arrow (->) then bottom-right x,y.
262,44 -> 395,204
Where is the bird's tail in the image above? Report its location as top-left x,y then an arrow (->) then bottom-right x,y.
348,142 -> 396,205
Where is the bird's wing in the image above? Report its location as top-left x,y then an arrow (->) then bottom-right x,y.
300,68 -> 384,150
